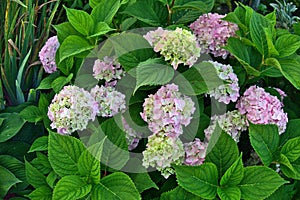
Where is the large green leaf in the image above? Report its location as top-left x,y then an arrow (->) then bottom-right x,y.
25,160 -> 47,189
91,0 -> 120,23
275,34 -> 300,58
206,131 -> 239,176
0,155 -> 28,191
278,153 -> 300,180
161,186 -> 201,200
91,172 -> 141,200
122,0 -> 168,26
281,136 -> 300,162
27,186 -> 52,200
19,105 -> 43,123
53,22 -> 81,43
0,165 -> 21,198
217,186 -> 241,200
135,59 -> 174,93
28,136 -> 48,153
59,35 -> 94,63
173,61 -> 221,96
64,6 -> 93,36
51,74 -> 73,93
239,166 -> 288,199
280,119 -> 300,147
48,132 -> 85,177
88,22 -> 115,38
278,59 -> 300,90
249,123 -> 279,166
0,113 -> 26,142
129,173 -> 158,193
78,139 -> 105,184
220,154 -> 244,186
52,175 -> 92,200
174,163 -> 218,199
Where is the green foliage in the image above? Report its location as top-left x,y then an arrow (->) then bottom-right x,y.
161,186 -> 201,200
0,165 -> 21,198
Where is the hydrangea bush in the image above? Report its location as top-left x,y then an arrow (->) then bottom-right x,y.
2,0 -> 300,199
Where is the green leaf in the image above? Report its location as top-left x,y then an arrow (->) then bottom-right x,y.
31,152 -> 52,175
220,154 -> 244,186
0,113 -> 26,142
19,105 -> 43,123
52,175 -> 92,200
97,118 -> 129,171
91,0 -> 120,23
59,35 -> 94,62
206,131 -> 239,176
122,0 -> 168,26
25,160 -> 47,189
280,119 -> 300,147
36,72 -> 60,90
28,136 -> 48,153
91,172 -> 141,200
275,34 -> 300,58
129,173 -> 158,193
278,153 -> 300,179
53,22 -> 82,43
57,56 -> 74,76
78,139 -> 105,184
48,132 -> 85,177
174,163 -> 218,199
174,61 -> 222,96
239,166 -> 288,199
161,186 -> 201,200
217,186 -> 241,200
172,1 -> 208,12
224,37 -> 261,76
135,59 -> 174,93
266,184 -> 295,200
0,165 -> 21,198
249,123 -> 279,166
281,136 -> 300,162
51,74 -> 73,93
27,186 -> 52,200
46,171 -> 58,189
88,22 -> 115,38
278,59 -> 300,90
0,155 -> 28,191
64,6 -> 93,36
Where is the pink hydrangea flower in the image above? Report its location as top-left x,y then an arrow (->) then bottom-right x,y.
93,56 -> 124,85
207,61 -> 240,104
90,85 -> 126,117
183,138 -> 207,166
39,36 -> 59,73
140,84 -> 195,138
47,85 -> 98,135
236,86 -> 288,134
121,116 -> 142,151
144,27 -> 201,70
190,13 -> 238,59
204,110 -> 248,142
142,133 -> 184,178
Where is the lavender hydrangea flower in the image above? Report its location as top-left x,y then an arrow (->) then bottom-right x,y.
47,85 -> 98,135
236,85 -> 288,134
140,84 -> 195,138
190,13 -> 238,59
93,56 -> 124,85
183,138 -> 207,166
144,27 -> 201,70
207,61 -> 240,104
39,36 -> 60,73
142,133 -> 184,178
204,110 -> 248,142
121,116 -> 142,151
90,85 -> 126,117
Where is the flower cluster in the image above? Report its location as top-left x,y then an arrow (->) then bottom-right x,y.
39,36 -> 60,73
90,85 -> 126,117
190,13 -> 238,59
140,84 -> 195,138
92,56 -> 124,85
204,110 -> 248,142
48,86 -> 98,135
207,61 -> 240,104
144,27 -> 201,70
142,133 -> 184,178
121,116 -> 142,151
183,138 -> 207,166
236,86 -> 288,134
